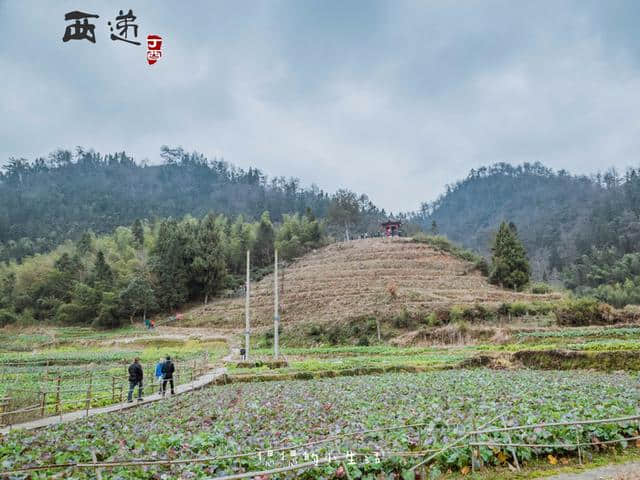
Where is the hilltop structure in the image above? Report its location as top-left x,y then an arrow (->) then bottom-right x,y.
381,219 -> 402,237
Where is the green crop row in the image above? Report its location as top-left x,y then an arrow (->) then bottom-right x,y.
2,370 -> 639,479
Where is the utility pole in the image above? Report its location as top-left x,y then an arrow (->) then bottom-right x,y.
274,249 -> 279,359
244,249 -> 250,359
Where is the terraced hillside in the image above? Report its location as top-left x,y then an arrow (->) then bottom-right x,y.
187,238 -> 559,329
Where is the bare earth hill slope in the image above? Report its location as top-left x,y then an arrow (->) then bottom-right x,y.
186,238 -> 559,329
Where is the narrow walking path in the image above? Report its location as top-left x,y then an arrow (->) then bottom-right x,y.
544,461 -> 640,480
1,367 -> 226,435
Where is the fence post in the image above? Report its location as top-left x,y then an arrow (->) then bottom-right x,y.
502,415 -> 520,471
471,415 -> 478,473
111,377 -> 115,403
119,384 -> 123,403
55,377 -> 61,416
39,391 -> 46,418
91,449 -> 103,480
85,373 -> 93,416
0,396 -> 7,427
576,427 -> 582,465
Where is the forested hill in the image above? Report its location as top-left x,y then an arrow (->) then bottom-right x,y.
0,147 -> 334,256
415,162 -> 640,284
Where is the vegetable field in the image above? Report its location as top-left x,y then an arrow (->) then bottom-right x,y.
2,369 -> 639,479
0,338 -> 228,423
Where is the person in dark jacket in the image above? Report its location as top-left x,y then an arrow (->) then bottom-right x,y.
161,355 -> 175,396
127,357 -> 144,402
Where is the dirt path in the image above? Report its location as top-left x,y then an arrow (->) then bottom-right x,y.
545,462 -> 640,479
0,366 -> 226,435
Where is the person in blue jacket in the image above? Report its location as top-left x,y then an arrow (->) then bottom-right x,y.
155,358 -> 164,393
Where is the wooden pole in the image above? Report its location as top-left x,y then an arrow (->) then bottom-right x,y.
502,415 -> 520,471
244,249 -> 250,360
576,428 -> 582,465
471,415 -> 477,473
274,248 -> 279,359
111,377 -> 115,403
40,391 -> 46,417
86,373 -> 93,416
91,449 -> 103,480
55,377 -> 61,416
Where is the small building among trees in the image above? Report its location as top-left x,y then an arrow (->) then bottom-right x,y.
381,219 -> 402,237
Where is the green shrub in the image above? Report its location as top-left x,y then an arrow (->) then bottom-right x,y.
308,324 -> 325,337
509,302 -> 529,317
449,306 -> 465,323
357,336 -> 370,346
530,301 -> 555,315
459,304 -> 494,322
555,298 -> 613,326
475,258 -> 489,276
531,282 -> 553,294
425,312 -> 441,327
498,303 -> 510,316
393,309 -> 413,329
55,302 -> 87,324
17,308 -> 36,326
327,328 -> 340,345
0,309 -> 18,327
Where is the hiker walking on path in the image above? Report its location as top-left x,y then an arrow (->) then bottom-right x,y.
127,357 -> 144,402
161,355 -> 175,396
155,358 -> 164,393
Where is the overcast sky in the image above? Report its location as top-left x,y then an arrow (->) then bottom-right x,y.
1,1 -> 640,212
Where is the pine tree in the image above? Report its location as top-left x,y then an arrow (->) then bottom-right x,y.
150,220 -> 190,309
489,221 -> 530,290
228,215 -> 252,274
93,250 -> 114,286
132,219 -> 144,248
305,207 -> 316,222
119,274 -> 156,323
76,232 -> 94,255
253,211 -> 275,266
431,220 -> 439,235
192,213 -> 227,304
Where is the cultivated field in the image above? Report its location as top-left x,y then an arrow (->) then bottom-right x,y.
2,369 -> 639,479
3,240 -> 640,479
0,327 -> 228,425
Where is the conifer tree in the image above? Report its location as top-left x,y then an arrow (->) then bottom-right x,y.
93,250 -> 114,286
192,213 -> 227,304
150,219 -> 190,310
253,211 -> 275,266
132,219 -> 144,248
489,221 -> 530,290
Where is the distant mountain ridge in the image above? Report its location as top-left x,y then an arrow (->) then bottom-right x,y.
0,147 -> 334,258
415,162 -> 640,281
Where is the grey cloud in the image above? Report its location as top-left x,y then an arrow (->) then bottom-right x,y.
1,1 -> 640,212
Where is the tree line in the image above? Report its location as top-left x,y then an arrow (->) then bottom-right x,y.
0,147 -> 396,263
0,212 -> 323,328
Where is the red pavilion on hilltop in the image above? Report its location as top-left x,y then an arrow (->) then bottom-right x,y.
381,219 -> 401,237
